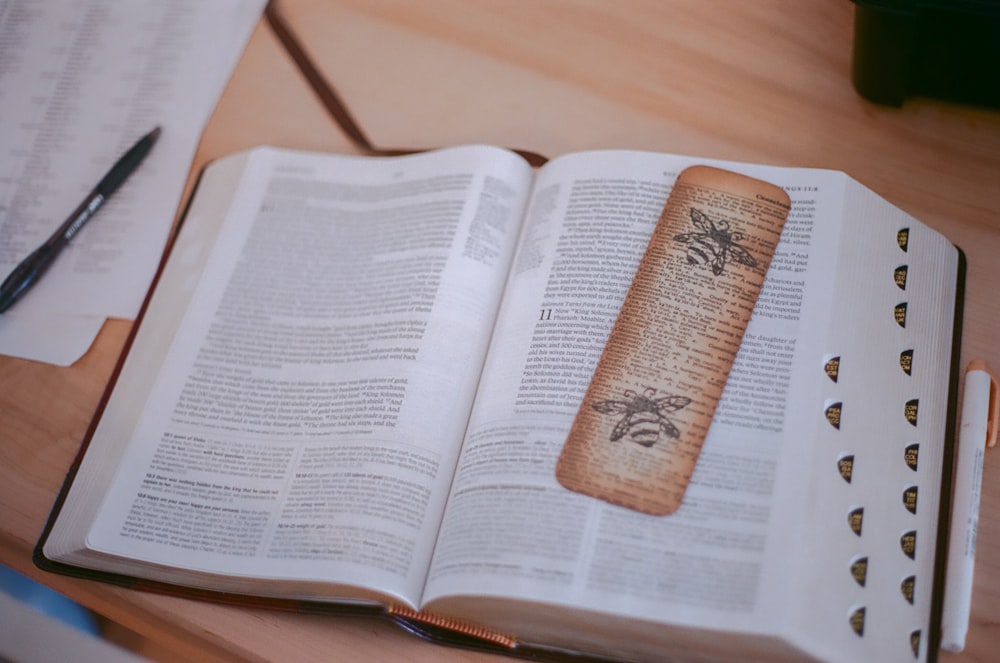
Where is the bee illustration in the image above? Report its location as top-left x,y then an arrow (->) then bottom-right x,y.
674,208 -> 758,276
592,386 -> 692,447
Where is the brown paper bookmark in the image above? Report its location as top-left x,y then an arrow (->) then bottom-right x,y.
555,165 -> 791,515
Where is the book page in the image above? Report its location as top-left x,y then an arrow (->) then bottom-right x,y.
786,178 -> 961,663
421,150 -> 858,649
46,145 -> 533,608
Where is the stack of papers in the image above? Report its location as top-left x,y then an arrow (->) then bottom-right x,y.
0,0 -> 266,365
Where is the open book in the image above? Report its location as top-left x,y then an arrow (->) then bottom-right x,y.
36,145 -> 964,663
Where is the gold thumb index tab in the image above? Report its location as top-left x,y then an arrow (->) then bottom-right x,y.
555,165 -> 791,515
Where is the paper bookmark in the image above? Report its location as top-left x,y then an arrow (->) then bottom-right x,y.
556,165 -> 791,515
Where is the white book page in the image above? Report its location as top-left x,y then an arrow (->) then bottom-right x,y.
422,150 -> 852,641
53,145 -> 533,608
788,179 -> 960,663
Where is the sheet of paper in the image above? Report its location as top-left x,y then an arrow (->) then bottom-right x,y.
0,313 -> 105,367
0,0 -> 266,364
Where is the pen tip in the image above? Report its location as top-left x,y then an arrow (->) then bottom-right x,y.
149,126 -> 162,141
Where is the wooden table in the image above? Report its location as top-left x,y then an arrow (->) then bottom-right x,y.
2,1 -> 998,660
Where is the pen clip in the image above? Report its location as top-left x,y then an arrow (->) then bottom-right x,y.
970,359 -> 1000,448
986,373 -> 999,449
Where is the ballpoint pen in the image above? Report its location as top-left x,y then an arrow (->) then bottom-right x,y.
0,126 -> 162,313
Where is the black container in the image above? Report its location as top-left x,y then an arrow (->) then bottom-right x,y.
851,0 -> 1000,107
